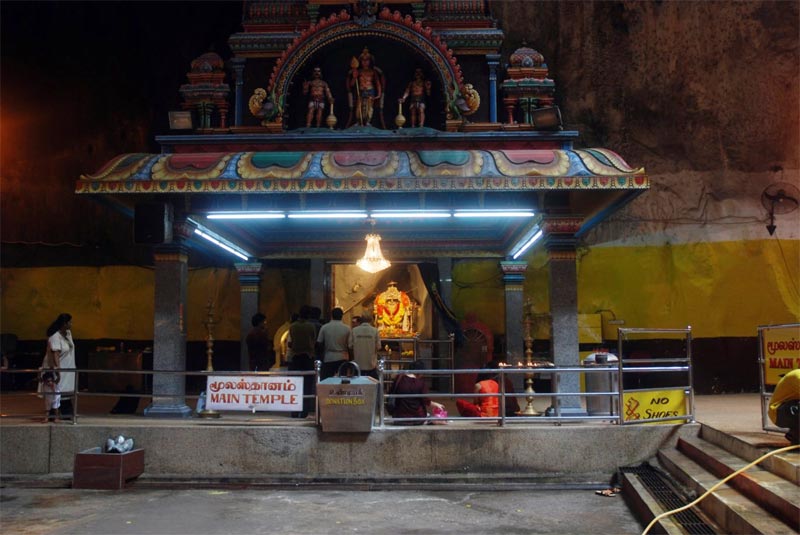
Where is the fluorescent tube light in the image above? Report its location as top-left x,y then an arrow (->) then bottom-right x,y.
370,211 -> 451,219
511,229 -> 543,259
454,210 -> 535,218
287,211 -> 368,219
207,212 -> 285,220
194,229 -> 250,261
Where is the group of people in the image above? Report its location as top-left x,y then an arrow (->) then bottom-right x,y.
268,305 -> 382,418
302,47 -> 432,129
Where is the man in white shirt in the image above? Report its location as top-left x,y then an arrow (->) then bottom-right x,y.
316,307 -> 351,380
349,314 -> 381,379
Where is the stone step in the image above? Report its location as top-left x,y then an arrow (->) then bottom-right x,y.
659,448 -> 799,535
700,425 -> 800,485
678,436 -> 799,530
618,471 -> 689,535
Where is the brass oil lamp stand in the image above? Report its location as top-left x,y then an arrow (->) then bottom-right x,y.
518,303 -> 540,416
199,300 -> 220,418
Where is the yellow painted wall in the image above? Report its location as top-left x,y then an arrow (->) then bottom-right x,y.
2,239 -> 797,343
575,240 -> 800,339
450,239 -> 799,340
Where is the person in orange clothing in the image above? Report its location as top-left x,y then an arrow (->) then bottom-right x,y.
769,369 -> 800,445
456,363 -> 500,418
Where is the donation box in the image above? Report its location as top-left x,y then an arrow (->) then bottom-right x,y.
318,363 -> 378,432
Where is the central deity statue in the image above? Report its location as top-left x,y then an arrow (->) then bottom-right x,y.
347,47 -> 385,128
374,281 -> 416,336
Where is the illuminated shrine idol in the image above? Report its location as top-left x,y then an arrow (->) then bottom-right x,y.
374,282 -> 416,337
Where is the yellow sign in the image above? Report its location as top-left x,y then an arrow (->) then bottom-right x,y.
762,325 -> 800,385
623,389 -> 686,424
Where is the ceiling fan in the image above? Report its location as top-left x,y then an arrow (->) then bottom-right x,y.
761,182 -> 799,235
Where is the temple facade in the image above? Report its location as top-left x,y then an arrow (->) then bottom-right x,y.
1,1 -> 797,407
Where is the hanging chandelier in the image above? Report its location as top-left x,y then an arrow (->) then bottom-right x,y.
356,233 -> 391,273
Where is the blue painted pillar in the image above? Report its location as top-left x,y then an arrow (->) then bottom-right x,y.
486,54 -> 501,124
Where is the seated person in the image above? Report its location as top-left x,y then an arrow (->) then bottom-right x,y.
388,360 -> 443,425
456,363 -> 501,418
487,358 -> 520,416
769,369 -> 800,445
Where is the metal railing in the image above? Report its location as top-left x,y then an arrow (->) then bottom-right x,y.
1,344 -> 696,426
0,367 -> 321,424
616,327 -> 695,426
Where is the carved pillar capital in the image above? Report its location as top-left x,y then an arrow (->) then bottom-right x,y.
153,244 -> 188,264
500,260 -> 528,291
543,216 -> 582,259
234,262 -> 263,292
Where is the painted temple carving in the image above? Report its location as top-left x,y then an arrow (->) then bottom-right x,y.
169,2 -> 565,134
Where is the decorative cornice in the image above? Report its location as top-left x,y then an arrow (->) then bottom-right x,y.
547,250 -> 577,261
153,252 -> 189,264
76,150 -> 650,194
543,217 -> 583,235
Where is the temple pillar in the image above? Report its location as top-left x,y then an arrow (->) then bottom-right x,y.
310,258 -> 325,311
486,54 -> 501,123
500,260 -> 528,360
144,244 -> 192,418
437,257 -> 453,338
235,262 -> 263,371
230,57 -> 246,127
544,217 -> 584,414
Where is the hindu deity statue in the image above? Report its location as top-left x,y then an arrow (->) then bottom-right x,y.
399,68 -> 432,127
374,281 -> 415,336
302,66 -> 334,128
347,47 -> 385,127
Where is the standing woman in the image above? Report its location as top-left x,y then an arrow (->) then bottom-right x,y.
43,313 -> 75,419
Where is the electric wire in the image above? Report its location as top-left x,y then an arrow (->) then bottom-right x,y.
640,443 -> 800,535
773,235 -> 800,299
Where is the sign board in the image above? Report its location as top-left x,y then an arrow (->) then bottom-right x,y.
205,376 -> 303,412
622,389 -> 686,424
761,325 -> 800,385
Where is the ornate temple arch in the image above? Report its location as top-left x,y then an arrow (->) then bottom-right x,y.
263,8 -> 471,121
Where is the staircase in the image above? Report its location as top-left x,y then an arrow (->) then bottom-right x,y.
621,425 -> 799,535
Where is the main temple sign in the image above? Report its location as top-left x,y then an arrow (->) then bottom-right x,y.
205,376 -> 303,411
761,324 -> 800,385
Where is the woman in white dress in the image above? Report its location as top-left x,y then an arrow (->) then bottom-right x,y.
42,313 -> 75,419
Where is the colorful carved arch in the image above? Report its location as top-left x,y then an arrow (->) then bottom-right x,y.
266,8 -> 466,116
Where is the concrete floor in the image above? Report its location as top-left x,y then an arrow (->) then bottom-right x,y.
0,487 -> 643,535
0,393 -> 783,535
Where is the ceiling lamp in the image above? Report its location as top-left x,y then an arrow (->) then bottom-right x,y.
356,233 -> 391,273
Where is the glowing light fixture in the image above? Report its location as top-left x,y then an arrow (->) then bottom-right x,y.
370,210 -> 451,219
356,233 -> 391,273
511,230 -> 543,260
207,212 -> 285,220
288,211 -> 367,219
454,209 -> 535,218
193,229 -> 250,261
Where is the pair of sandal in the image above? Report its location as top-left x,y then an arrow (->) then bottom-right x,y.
595,487 -> 621,497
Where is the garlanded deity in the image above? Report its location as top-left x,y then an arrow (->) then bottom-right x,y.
374,281 -> 415,336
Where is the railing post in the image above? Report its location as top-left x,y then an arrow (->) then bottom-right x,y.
378,359 -> 385,427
